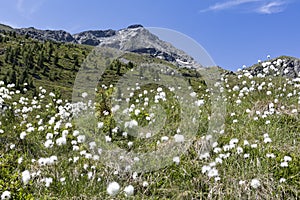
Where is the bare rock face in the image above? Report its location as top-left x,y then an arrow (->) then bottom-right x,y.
97,25 -> 200,68
73,29 -> 116,46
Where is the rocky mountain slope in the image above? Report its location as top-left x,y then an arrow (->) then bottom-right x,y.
1,24 -> 198,68
238,56 -> 300,78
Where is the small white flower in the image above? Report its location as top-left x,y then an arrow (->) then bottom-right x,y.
82,92 -> 88,98
264,137 -> 272,143
201,165 -> 211,174
128,141 -> 133,148
97,122 -> 104,129
22,170 -> 31,185
239,180 -> 246,185
161,136 -> 169,142
77,135 -> 86,143
124,185 -> 134,196
20,132 -> 26,140
56,137 -> 67,146
266,153 -> 275,158
44,177 -> 53,187
174,134 -> 184,143
142,181 -> 149,187
207,168 -> 218,177
173,156 -> 180,165
1,191 -> 11,200
105,136 -> 112,142
199,152 -> 210,160
236,147 -> 243,154
107,182 -> 120,196
280,161 -> 288,167
284,156 -> 292,162
18,157 -> 23,164
279,178 -> 286,183
250,178 -> 260,189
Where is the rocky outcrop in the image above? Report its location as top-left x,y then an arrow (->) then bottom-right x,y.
73,29 -> 116,46
15,27 -> 76,43
243,56 -> 300,78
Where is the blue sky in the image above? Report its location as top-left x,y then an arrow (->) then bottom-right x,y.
0,0 -> 299,71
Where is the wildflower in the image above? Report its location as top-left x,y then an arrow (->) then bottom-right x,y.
280,161 -> 288,167
60,177 -> 66,185
173,156 -> 180,165
105,136 -> 112,142
22,170 -> 31,185
44,177 -> 53,187
77,135 -> 86,143
97,122 -> 104,129
174,134 -> 184,143
20,132 -> 26,140
244,154 -> 250,159
56,137 -> 67,146
128,141 -> 133,148
263,136 -> 272,143
207,168 -> 218,177
82,92 -> 88,98
213,147 -> 222,153
239,180 -> 246,185
44,140 -> 53,148
279,178 -> 286,183
107,182 -> 120,196
161,136 -> 169,142
215,157 -> 223,164
266,153 -> 275,158
142,181 -> 149,187
201,165 -> 211,174
229,138 -> 239,145
124,185 -> 134,196
1,191 -> 11,200
46,133 -> 53,139
49,156 -> 57,164
236,147 -> 243,154
125,120 -> 138,128
284,156 -> 292,162
199,152 -> 210,160
250,179 -> 260,189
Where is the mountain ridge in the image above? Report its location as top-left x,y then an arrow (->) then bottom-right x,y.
1,24 -> 199,68
1,23 -> 300,76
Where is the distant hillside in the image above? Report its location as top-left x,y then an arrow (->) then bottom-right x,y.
0,29 -> 206,100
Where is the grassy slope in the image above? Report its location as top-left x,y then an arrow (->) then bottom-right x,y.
0,30 -> 299,199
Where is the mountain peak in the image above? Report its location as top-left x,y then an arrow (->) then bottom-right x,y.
127,24 -> 144,29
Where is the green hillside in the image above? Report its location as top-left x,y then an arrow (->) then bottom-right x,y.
0,29 -> 299,199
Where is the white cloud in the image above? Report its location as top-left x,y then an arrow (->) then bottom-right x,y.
200,0 -> 262,12
257,1 -> 286,14
201,0 -> 289,14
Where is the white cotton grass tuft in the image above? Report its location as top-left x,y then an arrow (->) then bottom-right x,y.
1,191 -> 11,200
21,170 -> 31,185
107,181 -> 120,196
123,185 -> 134,196
250,178 -> 260,189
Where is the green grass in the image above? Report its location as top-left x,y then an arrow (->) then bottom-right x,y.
0,30 -> 299,199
